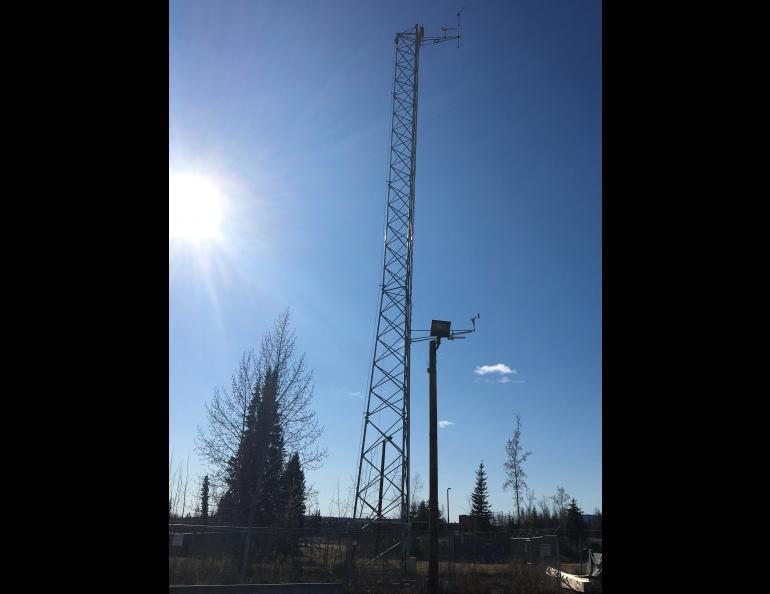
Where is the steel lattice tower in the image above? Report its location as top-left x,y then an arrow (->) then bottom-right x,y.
352,21 -> 460,569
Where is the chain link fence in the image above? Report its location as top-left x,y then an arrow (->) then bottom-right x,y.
170,520 -> 601,592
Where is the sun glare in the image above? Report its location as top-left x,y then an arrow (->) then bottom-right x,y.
169,173 -> 224,241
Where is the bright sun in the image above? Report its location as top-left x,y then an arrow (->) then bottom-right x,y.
169,173 -> 224,241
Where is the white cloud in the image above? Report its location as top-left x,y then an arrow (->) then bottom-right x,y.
438,420 -> 455,428
474,363 -> 516,376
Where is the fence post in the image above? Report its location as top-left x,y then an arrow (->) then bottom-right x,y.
344,520 -> 353,585
449,527 -> 454,591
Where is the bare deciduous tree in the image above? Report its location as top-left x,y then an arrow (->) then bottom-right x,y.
196,309 -> 327,487
525,487 -> 536,522
195,350 -> 259,486
329,476 -> 355,518
169,452 -> 191,518
304,483 -> 320,515
411,472 -> 424,510
550,486 -> 571,525
262,309 -> 326,470
539,495 -> 552,521
503,413 -> 532,523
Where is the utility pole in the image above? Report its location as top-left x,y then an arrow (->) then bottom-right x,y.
428,336 -> 440,594
423,317 -> 478,594
447,487 -> 452,591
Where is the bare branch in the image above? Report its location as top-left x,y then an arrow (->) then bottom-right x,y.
195,308 -> 328,483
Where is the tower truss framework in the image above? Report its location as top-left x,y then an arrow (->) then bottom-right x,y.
352,21 -> 460,575
353,25 -> 423,537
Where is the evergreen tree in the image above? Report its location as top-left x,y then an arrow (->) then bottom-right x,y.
565,498 -> 584,540
219,366 -> 288,527
218,379 -> 262,524
200,475 -> 210,520
252,366 -> 286,526
470,462 -> 492,531
415,500 -> 430,524
282,452 -> 306,527
196,309 -> 326,494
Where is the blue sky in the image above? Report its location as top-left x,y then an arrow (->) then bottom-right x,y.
169,0 -> 601,519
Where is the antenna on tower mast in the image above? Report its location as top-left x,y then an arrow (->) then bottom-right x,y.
458,7 -> 464,48
424,8 -> 464,47
438,7 -> 464,48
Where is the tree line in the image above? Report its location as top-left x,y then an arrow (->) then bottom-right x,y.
171,314 -> 601,538
467,414 -> 601,537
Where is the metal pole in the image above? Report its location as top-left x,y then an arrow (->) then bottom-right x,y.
428,337 -> 439,594
447,486 -> 452,591
579,534 -> 582,573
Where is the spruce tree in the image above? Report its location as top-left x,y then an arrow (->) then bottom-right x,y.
416,500 -> 430,523
219,366 -> 286,526
219,379 -> 262,525
196,309 -> 326,498
470,462 -> 492,531
565,498 -> 584,540
257,366 -> 287,525
200,475 -> 210,520
282,452 -> 306,527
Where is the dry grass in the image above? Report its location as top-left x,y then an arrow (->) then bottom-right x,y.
342,560 -> 564,593
451,561 -> 563,594
170,555 -> 344,586
171,543 -> 568,593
